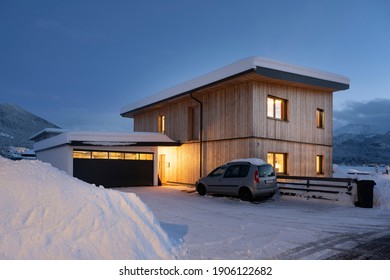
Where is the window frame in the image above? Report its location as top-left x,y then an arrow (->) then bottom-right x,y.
72,150 -> 154,161
267,96 -> 288,121
316,155 -> 324,175
188,106 -> 199,141
158,115 -> 166,134
316,108 -> 325,129
267,152 -> 288,174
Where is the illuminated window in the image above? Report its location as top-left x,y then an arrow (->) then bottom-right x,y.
73,150 -> 91,159
139,153 -> 153,161
73,150 -> 153,161
316,155 -> 324,174
109,152 -> 125,160
91,151 -> 108,159
125,153 -> 138,160
316,108 -> 325,128
267,96 -> 287,120
158,115 -> 165,134
267,152 -> 287,174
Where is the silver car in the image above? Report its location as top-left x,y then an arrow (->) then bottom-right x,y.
195,159 -> 278,201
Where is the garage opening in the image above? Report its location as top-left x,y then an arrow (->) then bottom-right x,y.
73,150 -> 154,187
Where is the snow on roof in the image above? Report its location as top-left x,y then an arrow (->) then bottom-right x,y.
120,56 -> 350,116
228,158 -> 266,165
33,131 -> 178,152
30,128 -> 69,141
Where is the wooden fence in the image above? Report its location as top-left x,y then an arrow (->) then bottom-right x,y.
277,175 -> 357,202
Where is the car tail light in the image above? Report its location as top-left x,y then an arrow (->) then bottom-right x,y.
254,169 -> 260,183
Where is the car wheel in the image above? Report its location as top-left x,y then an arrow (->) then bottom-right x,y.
197,184 -> 207,196
239,188 -> 252,201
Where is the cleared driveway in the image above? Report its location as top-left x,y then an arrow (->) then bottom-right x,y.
117,186 -> 390,259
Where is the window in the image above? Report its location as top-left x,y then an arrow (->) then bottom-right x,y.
316,155 -> 324,175
224,165 -> 250,178
73,150 -> 91,159
188,106 -> 199,141
316,108 -> 325,128
258,165 -> 275,177
208,166 -> 227,177
267,96 -> 287,120
92,151 -> 108,159
73,150 -> 153,161
158,115 -> 165,134
109,152 -> 125,160
267,152 -> 287,174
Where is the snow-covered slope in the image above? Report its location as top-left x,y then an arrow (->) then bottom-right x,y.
0,156 -> 174,259
333,123 -> 390,165
0,103 -> 59,155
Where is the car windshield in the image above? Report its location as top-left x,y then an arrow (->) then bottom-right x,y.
258,165 -> 275,177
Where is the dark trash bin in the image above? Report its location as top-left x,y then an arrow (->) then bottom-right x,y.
355,180 -> 376,208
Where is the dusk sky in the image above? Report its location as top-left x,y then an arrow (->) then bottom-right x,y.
1,0 -> 389,132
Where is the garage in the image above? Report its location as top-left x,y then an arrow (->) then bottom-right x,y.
73,150 -> 154,187
31,129 -> 180,187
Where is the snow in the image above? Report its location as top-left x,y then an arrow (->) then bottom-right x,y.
333,164 -> 390,210
33,131 -> 177,152
124,184 -> 390,260
1,156 -> 389,260
228,158 -> 266,165
120,56 -> 349,116
0,156 -> 174,259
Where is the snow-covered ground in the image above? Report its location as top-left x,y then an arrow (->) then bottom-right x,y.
1,156 -> 389,260
123,184 -> 390,260
0,156 -> 173,259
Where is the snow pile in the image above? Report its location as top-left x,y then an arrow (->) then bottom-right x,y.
0,156 -> 174,259
333,164 -> 390,210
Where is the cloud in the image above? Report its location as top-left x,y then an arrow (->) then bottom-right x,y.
333,98 -> 390,132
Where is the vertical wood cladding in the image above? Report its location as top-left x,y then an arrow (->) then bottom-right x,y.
134,77 -> 335,183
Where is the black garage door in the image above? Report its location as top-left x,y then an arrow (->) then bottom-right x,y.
73,150 -> 154,187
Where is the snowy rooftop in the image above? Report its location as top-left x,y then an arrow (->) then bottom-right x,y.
33,131 -> 179,152
120,56 -> 350,116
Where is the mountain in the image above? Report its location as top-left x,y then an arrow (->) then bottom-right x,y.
0,104 -> 60,156
333,123 -> 390,165
334,123 -> 379,136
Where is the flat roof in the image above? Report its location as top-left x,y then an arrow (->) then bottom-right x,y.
120,56 -> 350,116
33,131 -> 180,152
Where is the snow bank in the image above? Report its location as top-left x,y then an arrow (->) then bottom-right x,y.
333,164 -> 390,210
0,156 -> 174,259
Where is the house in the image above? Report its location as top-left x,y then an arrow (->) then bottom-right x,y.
31,129 -> 178,187
121,57 -> 350,185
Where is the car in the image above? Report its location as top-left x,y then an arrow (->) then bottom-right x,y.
195,158 -> 278,201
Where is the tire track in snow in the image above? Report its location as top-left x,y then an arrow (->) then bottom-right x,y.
272,229 -> 390,260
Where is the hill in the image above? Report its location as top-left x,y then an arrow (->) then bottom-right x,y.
0,103 -> 59,156
333,123 -> 390,165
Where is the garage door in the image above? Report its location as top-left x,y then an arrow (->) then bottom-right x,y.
73,150 -> 154,187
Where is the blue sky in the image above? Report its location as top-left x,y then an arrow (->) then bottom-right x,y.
1,0 -> 389,132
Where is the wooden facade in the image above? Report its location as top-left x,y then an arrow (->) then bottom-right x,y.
132,72 -> 337,185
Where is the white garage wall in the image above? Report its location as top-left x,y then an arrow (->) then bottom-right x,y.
35,145 -> 73,175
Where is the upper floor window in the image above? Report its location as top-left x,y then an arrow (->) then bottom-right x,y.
267,96 -> 288,121
188,106 -> 199,141
316,108 -> 325,128
158,115 -> 165,134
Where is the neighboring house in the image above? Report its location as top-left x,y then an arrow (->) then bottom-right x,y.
121,57 -> 350,185
31,129 -> 178,187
